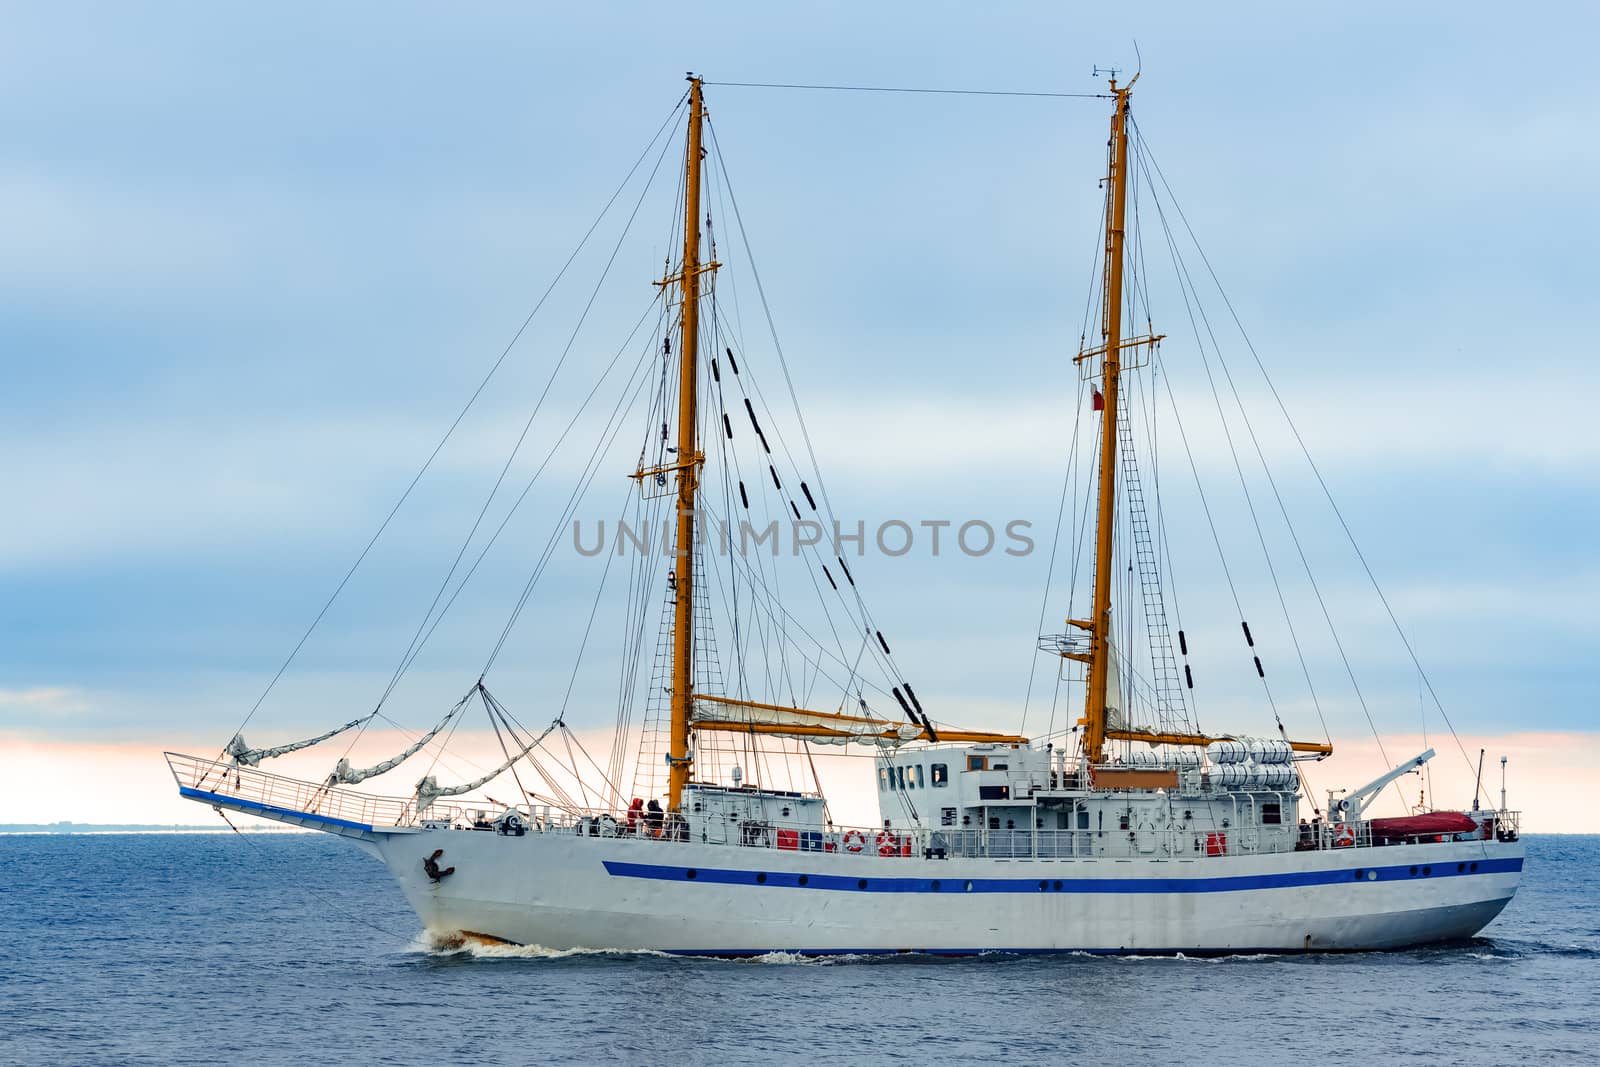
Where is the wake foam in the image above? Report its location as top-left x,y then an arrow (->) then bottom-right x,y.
416,930 -> 672,960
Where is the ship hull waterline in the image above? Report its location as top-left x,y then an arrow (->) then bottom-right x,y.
192,790 -> 1520,956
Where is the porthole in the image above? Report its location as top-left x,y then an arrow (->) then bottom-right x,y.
685,869 -> 698,880
931,879 -> 942,891
858,879 -> 868,890
1353,869 -> 1364,881
797,874 -> 809,887
1470,861 -> 1479,872
1422,866 -> 1432,877
1367,870 -> 1377,881
964,880 -> 974,892
1038,880 -> 1048,892
1053,880 -> 1063,891
1409,866 -> 1418,877
1457,863 -> 1466,873
756,872 -> 767,884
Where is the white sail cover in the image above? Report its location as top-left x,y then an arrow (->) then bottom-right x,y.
226,716 -> 366,767
413,721 -> 560,813
691,696 -> 922,747
326,704 -> 459,786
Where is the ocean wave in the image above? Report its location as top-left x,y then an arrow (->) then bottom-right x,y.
734,950 -> 869,965
1476,938 -> 1600,960
416,931 -> 675,961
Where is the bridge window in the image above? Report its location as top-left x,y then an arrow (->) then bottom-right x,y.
967,755 -> 988,771
878,768 -> 890,792
909,766 -> 924,789
931,763 -> 949,787
1262,802 -> 1282,825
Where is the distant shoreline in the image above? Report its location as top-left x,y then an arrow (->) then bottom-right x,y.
0,823 -> 311,835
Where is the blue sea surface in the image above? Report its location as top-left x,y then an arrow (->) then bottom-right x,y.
1,833 -> 1594,1065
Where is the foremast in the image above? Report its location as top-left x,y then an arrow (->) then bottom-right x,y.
667,77 -> 710,811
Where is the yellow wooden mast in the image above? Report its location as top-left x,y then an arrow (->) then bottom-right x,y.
668,77 -> 708,810
1079,77 -> 1137,767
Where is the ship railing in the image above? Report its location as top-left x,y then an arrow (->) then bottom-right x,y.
540,808 -> 1523,852
164,751 -> 476,830
546,818 -> 1314,861
1492,810 -> 1522,839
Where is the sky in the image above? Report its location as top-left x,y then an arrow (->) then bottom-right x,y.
3,3 -> 1598,831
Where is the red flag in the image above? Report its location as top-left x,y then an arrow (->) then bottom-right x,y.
1091,387 -> 1104,411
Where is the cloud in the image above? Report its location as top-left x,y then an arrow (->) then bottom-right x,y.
0,686 -> 87,719
4,3 -> 1598,814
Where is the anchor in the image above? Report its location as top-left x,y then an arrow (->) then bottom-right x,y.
422,849 -> 456,882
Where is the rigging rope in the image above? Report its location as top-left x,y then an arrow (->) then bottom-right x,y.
222,93 -> 690,756
377,296 -> 667,705
1137,138 -> 1333,748
1132,125 -> 1478,779
705,121 -> 912,697
706,80 -> 1108,99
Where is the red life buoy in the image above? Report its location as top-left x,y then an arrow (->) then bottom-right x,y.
842,830 -> 867,854
876,831 -> 899,857
1333,824 -> 1356,848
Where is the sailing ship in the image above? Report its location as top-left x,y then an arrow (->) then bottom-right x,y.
167,74 -> 1522,955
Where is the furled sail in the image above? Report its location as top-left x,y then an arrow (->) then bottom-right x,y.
690,694 -> 1025,747
412,720 -> 560,814
693,695 -> 925,746
225,716 -> 366,767
326,703 -> 460,787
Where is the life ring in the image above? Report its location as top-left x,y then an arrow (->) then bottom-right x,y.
876,831 -> 899,857
1333,824 -> 1356,848
842,830 -> 867,854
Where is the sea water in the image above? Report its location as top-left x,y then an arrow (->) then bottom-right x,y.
2,833 -> 1595,1064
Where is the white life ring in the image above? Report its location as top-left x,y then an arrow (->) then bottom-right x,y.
842,829 -> 867,854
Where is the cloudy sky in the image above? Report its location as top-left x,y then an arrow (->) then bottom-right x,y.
3,3 -> 1597,829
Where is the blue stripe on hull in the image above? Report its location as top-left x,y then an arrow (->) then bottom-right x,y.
603,855 -> 1522,894
178,786 -> 375,833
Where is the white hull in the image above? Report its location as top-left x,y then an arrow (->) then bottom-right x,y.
368,826 -> 1521,955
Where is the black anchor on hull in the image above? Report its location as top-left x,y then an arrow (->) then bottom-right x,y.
422,849 -> 456,882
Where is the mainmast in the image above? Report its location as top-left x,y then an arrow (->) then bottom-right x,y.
1079,77 -> 1137,767
667,77 -> 709,811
